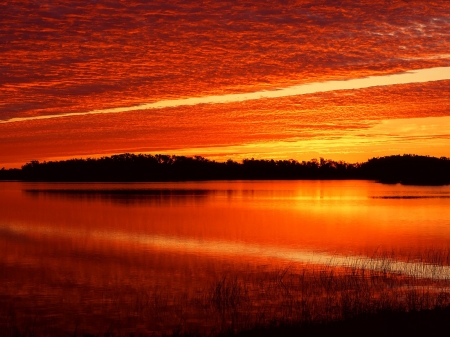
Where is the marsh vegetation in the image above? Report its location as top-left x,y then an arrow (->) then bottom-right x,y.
2,250 -> 450,336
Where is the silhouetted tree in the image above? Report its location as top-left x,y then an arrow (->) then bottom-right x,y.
0,154 -> 448,185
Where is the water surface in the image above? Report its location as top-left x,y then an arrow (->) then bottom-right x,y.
1,180 -> 449,334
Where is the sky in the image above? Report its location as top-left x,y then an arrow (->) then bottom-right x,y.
1,0 -> 450,168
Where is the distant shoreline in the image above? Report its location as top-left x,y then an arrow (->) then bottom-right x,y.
1,153 -> 449,186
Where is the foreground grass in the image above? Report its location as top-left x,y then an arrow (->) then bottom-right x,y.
233,306 -> 450,337
4,305 -> 450,337
2,251 -> 450,336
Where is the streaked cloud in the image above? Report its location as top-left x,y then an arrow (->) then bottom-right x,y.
1,0 -> 449,165
1,79 -> 449,167
2,67 -> 450,124
2,1 -> 450,120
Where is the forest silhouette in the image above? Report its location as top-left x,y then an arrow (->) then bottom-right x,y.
1,154 -> 449,185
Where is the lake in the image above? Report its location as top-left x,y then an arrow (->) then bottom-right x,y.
1,180 -> 450,335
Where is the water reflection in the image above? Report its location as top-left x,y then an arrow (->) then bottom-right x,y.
24,188 -> 215,205
372,195 -> 450,199
1,181 -> 450,335
1,180 -> 449,255
5,221 -> 450,280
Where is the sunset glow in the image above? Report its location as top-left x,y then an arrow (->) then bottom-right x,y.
2,3 -> 450,334
1,0 -> 450,167
2,66 -> 450,124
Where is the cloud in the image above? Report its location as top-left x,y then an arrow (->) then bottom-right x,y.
1,79 -> 449,167
2,67 -> 450,124
1,0 -> 450,119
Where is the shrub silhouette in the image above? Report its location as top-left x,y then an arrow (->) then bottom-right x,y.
0,154 -> 449,185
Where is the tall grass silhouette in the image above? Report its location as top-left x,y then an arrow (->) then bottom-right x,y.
2,250 -> 450,336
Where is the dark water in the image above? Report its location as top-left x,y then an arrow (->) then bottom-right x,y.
1,180 -> 450,335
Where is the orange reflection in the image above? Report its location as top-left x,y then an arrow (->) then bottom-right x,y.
1,180 -> 450,334
1,181 -> 450,260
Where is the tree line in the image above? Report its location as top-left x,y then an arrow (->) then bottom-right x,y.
1,153 -> 449,185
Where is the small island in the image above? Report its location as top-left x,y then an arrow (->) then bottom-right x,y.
1,153 -> 449,185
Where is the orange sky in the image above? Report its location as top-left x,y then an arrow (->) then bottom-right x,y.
1,0 -> 450,168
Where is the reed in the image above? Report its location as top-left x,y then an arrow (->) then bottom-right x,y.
2,250 -> 450,336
